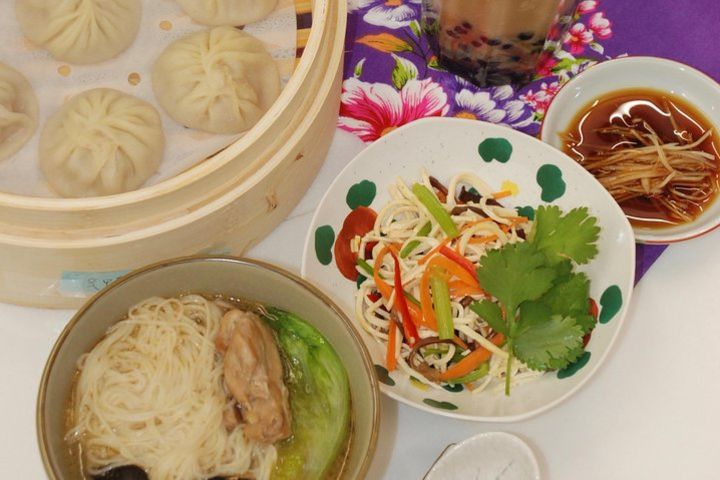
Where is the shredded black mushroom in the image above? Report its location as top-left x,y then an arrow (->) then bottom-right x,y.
460,296 -> 474,308
429,176 -> 449,197
407,337 -> 461,381
457,185 -> 503,207
93,466 -> 148,480
450,205 -> 488,216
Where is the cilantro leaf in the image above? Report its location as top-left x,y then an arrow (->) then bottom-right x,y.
540,272 -> 595,334
528,206 -> 600,265
542,273 -> 589,313
539,273 -> 595,333
475,241 -> 557,314
552,258 -> 573,280
470,300 -> 507,335
571,313 -> 595,335
513,302 -> 585,371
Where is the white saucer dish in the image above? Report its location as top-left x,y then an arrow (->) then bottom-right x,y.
424,432 -> 540,480
541,56 -> 720,244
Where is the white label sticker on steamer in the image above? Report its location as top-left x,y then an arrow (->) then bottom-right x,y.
59,270 -> 130,297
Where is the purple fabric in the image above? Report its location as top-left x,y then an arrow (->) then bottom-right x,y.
602,1 -> 720,82
338,0 -> 720,281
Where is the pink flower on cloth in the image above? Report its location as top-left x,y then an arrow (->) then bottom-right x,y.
576,0 -> 599,14
536,52 -> 559,77
520,92 -> 548,115
519,90 -> 548,112
339,77 -> 450,142
520,81 -> 562,116
589,12 -> 612,39
563,23 -> 595,55
540,81 -> 561,97
363,0 -> 422,29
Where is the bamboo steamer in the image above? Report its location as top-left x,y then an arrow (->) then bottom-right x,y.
0,0 -> 346,308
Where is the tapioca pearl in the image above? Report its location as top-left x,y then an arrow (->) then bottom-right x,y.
462,22 -> 472,30
518,32 -> 534,41
501,43 -> 514,50
487,38 -> 502,46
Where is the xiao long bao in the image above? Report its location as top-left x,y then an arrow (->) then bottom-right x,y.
152,27 -> 281,135
14,0 -> 142,64
39,88 -> 165,198
0,62 -> 38,162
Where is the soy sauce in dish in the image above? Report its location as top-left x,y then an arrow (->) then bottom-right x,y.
561,88 -> 720,228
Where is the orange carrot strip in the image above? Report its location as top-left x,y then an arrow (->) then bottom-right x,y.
373,246 -> 394,301
438,333 -> 505,381
428,254 -> 479,288
439,245 -> 477,278
418,238 -> 451,265
449,280 -> 486,299
500,224 -> 510,234
420,268 -> 438,330
407,301 -> 428,329
453,336 -> 469,350
386,323 -> 397,371
509,216 -> 528,224
492,190 -> 512,200
468,234 -> 499,245
374,245 -> 428,329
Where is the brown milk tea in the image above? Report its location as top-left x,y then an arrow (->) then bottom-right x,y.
422,0 -> 580,86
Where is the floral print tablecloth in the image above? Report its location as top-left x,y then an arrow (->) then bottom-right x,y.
338,0 -> 720,282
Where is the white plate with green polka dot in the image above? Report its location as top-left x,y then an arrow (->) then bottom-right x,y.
301,118 -> 635,421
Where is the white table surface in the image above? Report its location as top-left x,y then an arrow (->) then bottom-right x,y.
2,128 -> 719,480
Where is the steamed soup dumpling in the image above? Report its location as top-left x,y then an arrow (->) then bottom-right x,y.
0,62 -> 38,162
15,0 -> 142,64
152,27 -> 281,134
176,0 -> 279,26
40,89 -> 165,198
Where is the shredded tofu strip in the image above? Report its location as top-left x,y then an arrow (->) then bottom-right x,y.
354,171 -> 541,395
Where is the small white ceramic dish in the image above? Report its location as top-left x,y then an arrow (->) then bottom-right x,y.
541,56 -> 720,244
423,432 -> 540,480
301,118 -> 635,421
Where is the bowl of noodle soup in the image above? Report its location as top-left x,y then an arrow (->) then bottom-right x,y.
37,256 -> 380,480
